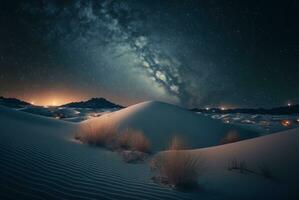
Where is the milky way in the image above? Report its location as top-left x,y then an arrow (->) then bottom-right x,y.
17,0 -> 225,106
1,0 -> 298,107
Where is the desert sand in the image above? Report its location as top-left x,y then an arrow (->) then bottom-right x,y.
0,103 -> 298,199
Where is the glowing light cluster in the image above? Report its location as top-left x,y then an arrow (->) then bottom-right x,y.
281,120 -> 291,127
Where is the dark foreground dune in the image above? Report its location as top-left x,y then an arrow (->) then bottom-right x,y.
1,105 -> 298,200
0,106 -> 203,200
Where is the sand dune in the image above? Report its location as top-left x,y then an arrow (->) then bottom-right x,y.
191,127 -> 299,199
82,101 -> 261,151
1,105 -> 298,199
0,106 -> 202,200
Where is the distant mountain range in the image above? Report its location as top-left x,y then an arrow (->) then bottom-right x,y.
191,105 -> 299,115
0,96 -> 31,108
0,96 -> 123,109
62,98 -> 124,109
1,96 -> 298,115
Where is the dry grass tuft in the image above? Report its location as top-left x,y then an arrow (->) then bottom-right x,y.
75,125 -> 150,153
118,129 -> 151,153
75,122 -> 118,150
228,160 -> 276,180
118,130 -> 131,150
151,137 -> 203,189
227,159 -> 253,174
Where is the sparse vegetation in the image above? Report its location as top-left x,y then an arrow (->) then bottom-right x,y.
118,130 -> 132,150
150,137 -> 203,190
228,159 -> 252,174
75,124 -> 151,162
119,129 -> 151,153
76,123 -> 118,149
220,130 -> 241,144
227,159 -> 276,180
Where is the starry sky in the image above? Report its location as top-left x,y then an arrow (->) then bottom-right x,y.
0,0 -> 298,107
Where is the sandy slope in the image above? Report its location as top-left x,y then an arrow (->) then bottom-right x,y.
0,105 -> 298,200
187,128 -> 299,199
0,106 -> 202,200
82,101 -> 261,151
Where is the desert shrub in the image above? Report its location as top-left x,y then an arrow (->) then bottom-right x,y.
76,124 -> 150,153
128,131 -> 150,153
118,129 -> 150,153
151,151 -> 202,189
151,137 -> 202,189
75,123 -> 97,144
118,130 -> 131,150
228,159 -> 275,179
228,159 -> 252,174
76,122 -> 118,149
220,130 -> 241,144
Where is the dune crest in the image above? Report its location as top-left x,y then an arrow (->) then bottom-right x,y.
81,101 -> 260,151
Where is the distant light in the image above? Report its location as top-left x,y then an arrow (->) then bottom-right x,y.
220,107 -> 226,111
224,120 -> 230,123
287,103 -> 291,107
31,102 -> 35,105
281,120 -> 291,127
52,101 -> 57,106
205,107 -> 210,110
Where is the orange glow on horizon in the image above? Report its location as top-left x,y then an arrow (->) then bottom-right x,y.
7,88 -> 134,107
51,100 -> 57,106
17,90 -> 125,107
23,91 -> 90,106
29,98 -> 76,106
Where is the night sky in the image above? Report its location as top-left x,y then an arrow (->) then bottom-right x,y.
0,0 -> 298,108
